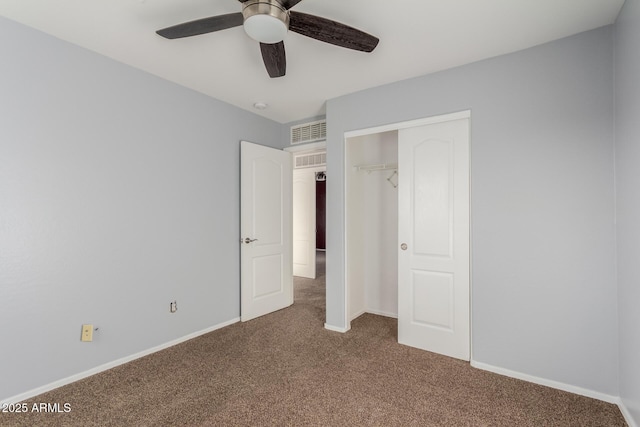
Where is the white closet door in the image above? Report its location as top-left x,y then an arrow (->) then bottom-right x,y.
292,169 -> 316,278
398,118 -> 470,361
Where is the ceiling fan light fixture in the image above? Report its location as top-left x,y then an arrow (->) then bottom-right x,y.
156,0 -> 380,79
242,0 -> 289,44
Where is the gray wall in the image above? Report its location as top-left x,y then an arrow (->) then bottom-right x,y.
0,17 -> 283,401
325,26 -> 618,395
615,0 -> 640,422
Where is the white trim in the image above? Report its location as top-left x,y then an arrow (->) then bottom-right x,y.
350,308 -> 366,321
324,323 -> 350,333
470,360 -> 619,404
344,110 -> 471,139
284,140 -> 326,153
366,309 -> 398,319
0,318 -> 240,405
294,165 -> 326,174
343,132 -> 350,331
619,400 -> 639,427
467,114 -> 474,363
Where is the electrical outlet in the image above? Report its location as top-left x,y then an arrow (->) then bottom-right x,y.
81,324 -> 93,342
170,301 -> 177,313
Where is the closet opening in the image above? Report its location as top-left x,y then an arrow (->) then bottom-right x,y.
345,131 -> 399,322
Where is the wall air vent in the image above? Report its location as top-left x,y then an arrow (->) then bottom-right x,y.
294,151 -> 326,169
291,120 -> 326,145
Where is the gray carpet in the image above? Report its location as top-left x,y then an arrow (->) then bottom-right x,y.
0,252 -> 626,426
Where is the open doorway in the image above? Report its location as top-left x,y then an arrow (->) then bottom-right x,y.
292,166 -> 326,279
288,146 -> 327,324
293,249 -> 326,314
292,157 -> 327,319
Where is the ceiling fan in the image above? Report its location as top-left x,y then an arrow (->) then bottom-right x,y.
156,0 -> 379,78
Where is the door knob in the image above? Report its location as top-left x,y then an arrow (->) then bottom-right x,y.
400,243 -> 408,250
244,238 -> 258,244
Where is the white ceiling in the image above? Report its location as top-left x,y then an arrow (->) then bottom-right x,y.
0,0 -> 624,123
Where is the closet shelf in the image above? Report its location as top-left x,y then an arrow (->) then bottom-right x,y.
354,163 -> 398,173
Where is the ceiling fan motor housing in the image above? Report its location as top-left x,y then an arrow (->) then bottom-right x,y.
242,0 -> 290,44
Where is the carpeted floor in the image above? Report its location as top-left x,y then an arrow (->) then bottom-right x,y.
0,252 -> 626,426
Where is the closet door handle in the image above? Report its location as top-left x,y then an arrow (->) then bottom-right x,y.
400,243 -> 408,251
244,238 -> 258,244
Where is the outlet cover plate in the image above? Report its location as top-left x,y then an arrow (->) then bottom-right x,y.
81,324 -> 93,342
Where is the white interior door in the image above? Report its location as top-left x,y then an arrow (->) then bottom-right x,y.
398,118 -> 470,360
292,169 -> 316,278
240,141 -> 293,322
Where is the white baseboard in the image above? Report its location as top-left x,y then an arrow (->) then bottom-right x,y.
470,360 -> 619,404
350,308 -> 366,321
324,323 -> 350,333
1,317 -> 240,405
329,309 -> 397,333
618,399 -> 638,427
350,309 -> 398,322
366,309 -> 398,319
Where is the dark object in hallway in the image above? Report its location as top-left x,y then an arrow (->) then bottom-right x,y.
316,178 -> 326,250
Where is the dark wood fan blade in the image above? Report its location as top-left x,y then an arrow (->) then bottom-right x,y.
156,13 -> 243,39
278,0 -> 304,9
289,11 -> 379,52
260,42 -> 286,78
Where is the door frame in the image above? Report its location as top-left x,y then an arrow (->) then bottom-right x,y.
342,110 -> 472,358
